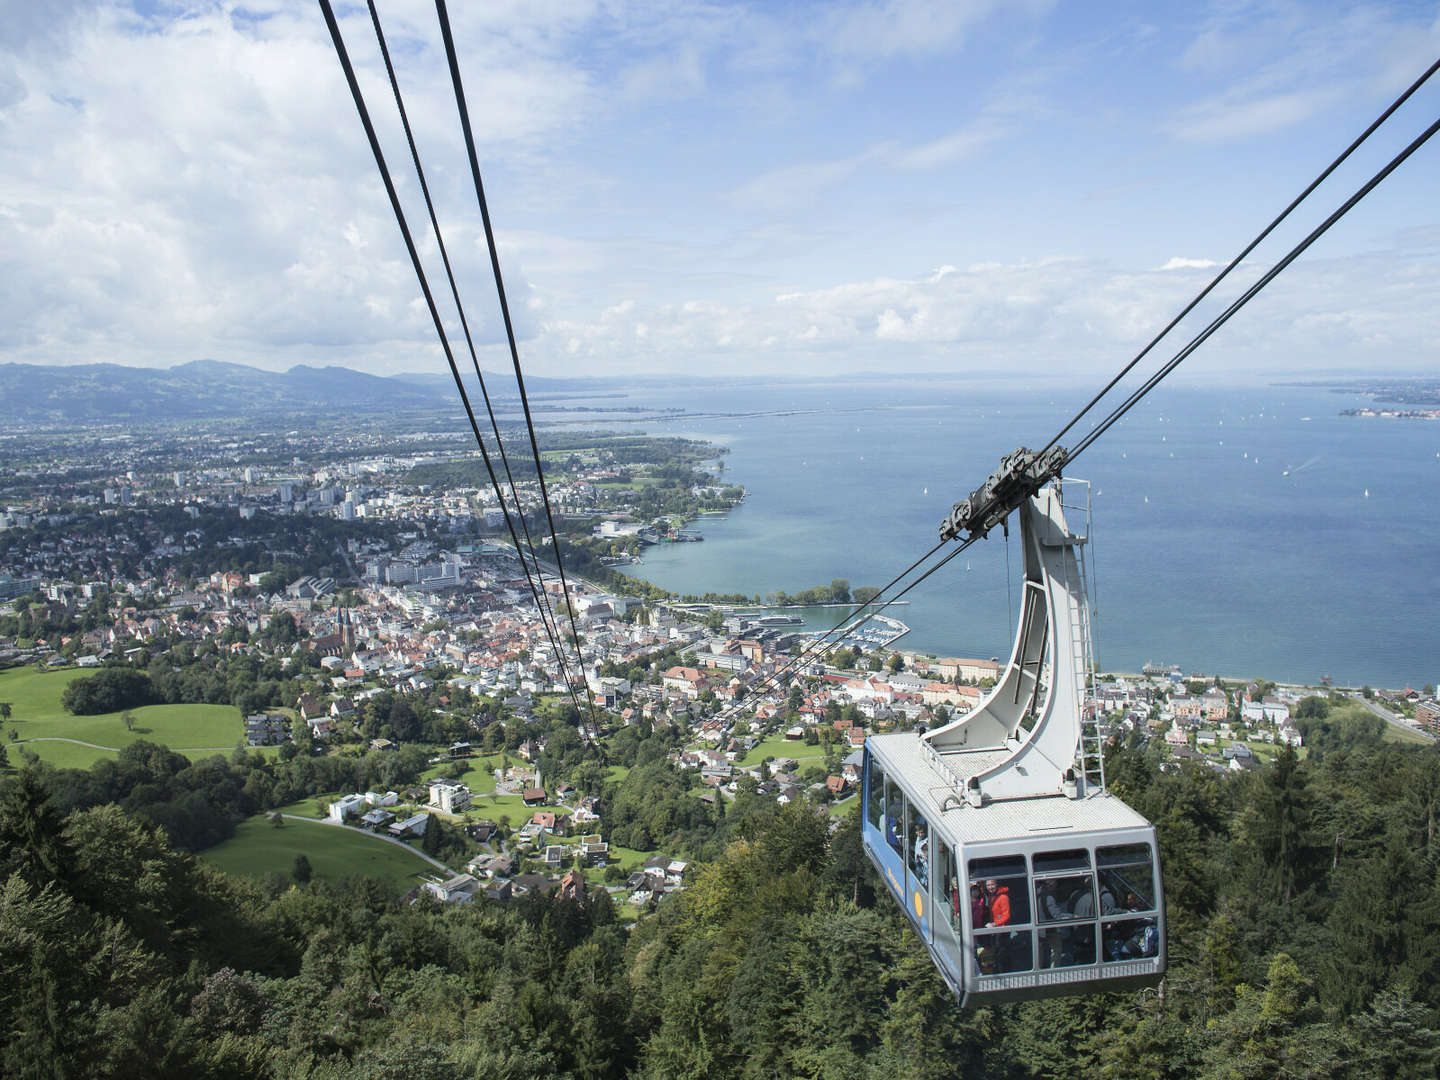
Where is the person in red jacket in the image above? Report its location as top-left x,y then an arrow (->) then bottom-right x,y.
984,879 -> 1011,927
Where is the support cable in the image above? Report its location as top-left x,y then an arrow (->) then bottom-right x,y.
1064,112 -> 1440,468
362,0 -> 581,701
434,0 -> 599,727
1038,56 -> 1440,459
317,0 -> 585,714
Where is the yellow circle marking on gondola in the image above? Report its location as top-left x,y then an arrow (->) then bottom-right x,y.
914,891 -> 923,919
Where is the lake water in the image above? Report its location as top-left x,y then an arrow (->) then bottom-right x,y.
547,376 -> 1438,689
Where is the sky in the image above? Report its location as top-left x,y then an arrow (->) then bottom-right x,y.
0,0 -> 1437,381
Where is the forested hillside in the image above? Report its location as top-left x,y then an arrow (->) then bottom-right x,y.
3,706 -> 1439,1078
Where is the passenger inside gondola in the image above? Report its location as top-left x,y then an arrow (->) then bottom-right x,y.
970,856 -> 1034,976
1033,852 -> 1099,968
968,883 -> 985,933
911,819 -> 929,887
884,802 -> 903,855
1037,880 -> 1068,967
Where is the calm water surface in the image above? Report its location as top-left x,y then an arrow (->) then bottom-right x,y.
551,377 -> 1437,688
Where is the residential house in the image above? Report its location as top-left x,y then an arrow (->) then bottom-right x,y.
558,868 -> 585,901
661,666 -> 707,699
388,813 -> 430,838
424,874 -> 481,905
328,793 -> 368,822
531,811 -> 570,835
465,820 -> 498,842
1201,688 -> 1230,721
244,712 -> 289,746
578,835 -> 609,865
429,781 -> 472,815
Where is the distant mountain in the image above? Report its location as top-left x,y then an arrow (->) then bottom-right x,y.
0,359 -> 939,426
0,359 -> 456,423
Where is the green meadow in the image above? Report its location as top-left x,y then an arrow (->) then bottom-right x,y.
737,733 -> 830,767
0,667 -> 243,769
201,815 -> 438,888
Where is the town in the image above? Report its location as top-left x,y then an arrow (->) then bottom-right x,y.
4,415 -> 1432,917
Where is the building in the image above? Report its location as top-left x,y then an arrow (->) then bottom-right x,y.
424,873 -> 481,905
934,657 -> 1000,683
328,793 -> 368,822
429,781 -> 472,815
1418,699 -> 1440,736
388,813 -> 430,838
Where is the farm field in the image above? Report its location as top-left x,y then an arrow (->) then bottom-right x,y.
0,667 -> 243,768
201,815 -> 438,889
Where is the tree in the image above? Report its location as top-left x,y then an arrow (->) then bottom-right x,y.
121,711 -> 136,732
0,701 -> 11,721
1246,745 -> 1320,904
292,853 -> 313,883
828,579 -> 851,604
60,668 -> 157,715
888,652 -> 904,673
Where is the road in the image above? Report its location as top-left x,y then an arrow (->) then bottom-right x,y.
1346,692 -> 1432,741
17,736 -> 239,753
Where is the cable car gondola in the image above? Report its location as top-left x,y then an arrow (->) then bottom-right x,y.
862,464 -> 1164,1005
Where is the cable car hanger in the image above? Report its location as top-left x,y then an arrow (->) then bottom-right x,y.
856,63 -> 1438,1006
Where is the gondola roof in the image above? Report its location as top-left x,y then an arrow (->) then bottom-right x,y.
868,731 -> 1152,845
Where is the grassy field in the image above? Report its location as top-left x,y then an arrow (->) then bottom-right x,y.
464,790 -> 567,824
1381,719 -> 1431,745
201,815 -> 438,888
738,734 -> 830,767
0,667 -> 243,768
422,752 -> 505,793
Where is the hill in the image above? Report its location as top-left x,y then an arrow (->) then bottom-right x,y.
0,358 -> 458,422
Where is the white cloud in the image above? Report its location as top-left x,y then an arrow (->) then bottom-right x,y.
1168,2 -> 1440,142
520,245 -> 1440,377
0,2 -> 1434,384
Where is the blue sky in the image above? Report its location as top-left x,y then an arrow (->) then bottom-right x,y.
0,0 -> 1436,379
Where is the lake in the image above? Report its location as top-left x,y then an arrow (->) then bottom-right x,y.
544,375 -> 1437,689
